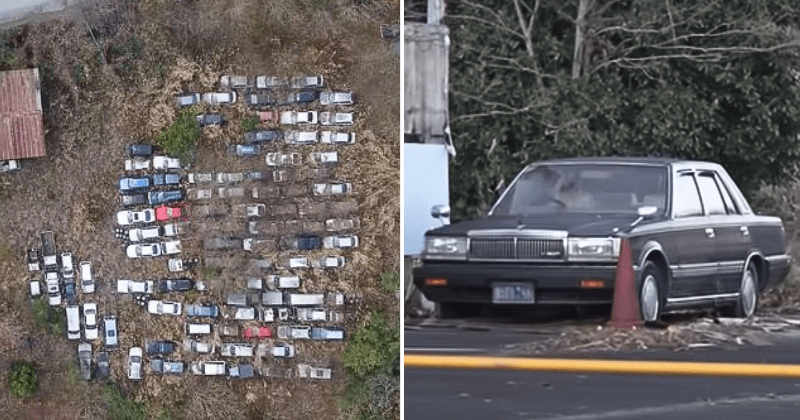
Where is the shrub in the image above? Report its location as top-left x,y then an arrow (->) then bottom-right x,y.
31,296 -> 65,335
102,385 -> 148,420
379,270 -> 400,294
8,361 -> 37,398
343,311 -> 399,380
240,117 -> 259,132
158,108 -> 200,161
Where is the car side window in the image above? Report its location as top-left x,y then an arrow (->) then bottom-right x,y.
673,173 -> 704,217
714,173 -> 740,215
696,173 -> 727,216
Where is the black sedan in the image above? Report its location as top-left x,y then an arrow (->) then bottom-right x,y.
158,279 -> 195,293
413,157 -> 791,321
148,190 -> 184,206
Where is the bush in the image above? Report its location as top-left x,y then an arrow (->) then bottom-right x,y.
31,296 -> 65,336
8,361 -> 37,398
158,108 -> 200,161
379,270 -> 400,294
343,312 -> 399,378
102,385 -> 148,420
240,117 -> 259,132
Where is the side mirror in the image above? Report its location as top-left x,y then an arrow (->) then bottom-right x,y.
431,205 -> 451,226
637,206 -> 658,218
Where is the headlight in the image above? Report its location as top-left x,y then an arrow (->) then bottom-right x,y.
424,237 -> 468,260
567,237 -> 620,262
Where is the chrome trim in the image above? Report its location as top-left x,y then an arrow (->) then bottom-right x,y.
667,292 -> 739,303
467,229 -> 568,239
765,255 -> 791,264
670,262 -> 717,278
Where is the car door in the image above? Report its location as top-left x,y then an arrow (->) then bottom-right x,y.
665,171 -> 718,298
706,171 -> 752,294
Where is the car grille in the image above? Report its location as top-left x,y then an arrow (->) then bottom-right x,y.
469,238 -> 564,261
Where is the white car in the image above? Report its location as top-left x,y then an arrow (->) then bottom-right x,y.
286,257 -> 309,269
148,300 -> 182,315
320,131 -> 355,145
126,243 -> 162,258
272,170 -> 288,183
220,344 -> 254,357
79,261 -> 95,294
310,151 -> 338,165
187,188 -> 213,200
46,272 -> 61,306
313,256 -> 346,269
284,131 -> 319,145
272,343 -> 296,358
296,308 -> 343,323
188,173 -> 214,184
320,112 -> 354,126
202,92 -> 237,106
184,339 -> 214,354
233,203 -> 266,218
266,153 -> 301,166
161,240 -> 181,255
218,187 -> 245,198
313,182 -> 352,196
116,209 -> 155,226
297,364 -> 332,379
319,91 -> 353,106
128,347 -> 143,381
128,226 -> 160,242
290,75 -> 324,89
124,159 -> 151,171
323,235 -> 358,249
83,303 -> 99,340
325,218 -> 359,231
117,280 -> 154,294
216,172 -> 244,183
256,76 -> 289,89
152,156 -> 181,170
234,307 -> 256,320
220,75 -> 251,89
279,111 -> 317,125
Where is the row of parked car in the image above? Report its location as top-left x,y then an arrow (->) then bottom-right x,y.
244,129 -> 355,145
28,232 -> 97,306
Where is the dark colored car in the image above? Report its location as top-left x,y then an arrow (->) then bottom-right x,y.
152,172 -> 182,187
158,279 -> 195,292
119,176 -> 150,192
95,351 -> 110,380
146,340 -> 177,355
280,90 -> 318,105
127,144 -> 154,157
244,130 -> 283,144
247,171 -> 265,181
228,144 -> 261,157
413,157 -> 792,322
148,190 -> 184,206
280,234 -> 322,251
197,113 -> 224,126
245,93 -> 275,107
120,193 -> 147,207
64,281 -> 77,305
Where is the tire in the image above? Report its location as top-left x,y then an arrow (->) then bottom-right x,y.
733,262 -> 759,318
437,302 -> 481,319
639,262 -> 664,323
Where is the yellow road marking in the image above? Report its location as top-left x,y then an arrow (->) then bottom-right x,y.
404,354 -> 800,378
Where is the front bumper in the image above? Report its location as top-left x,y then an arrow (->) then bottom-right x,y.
413,262 -> 623,305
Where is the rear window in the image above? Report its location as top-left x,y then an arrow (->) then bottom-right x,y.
492,164 -> 668,216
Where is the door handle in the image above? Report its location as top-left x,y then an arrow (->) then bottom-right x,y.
740,226 -> 750,236
705,228 -> 715,238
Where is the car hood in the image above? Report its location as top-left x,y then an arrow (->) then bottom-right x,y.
427,213 -> 652,237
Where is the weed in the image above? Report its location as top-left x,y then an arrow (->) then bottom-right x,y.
31,296 -> 65,336
84,194 -> 108,224
73,63 -> 87,86
240,117 -> 259,133
8,360 -> 37,398
379,270 -> 399,294
158,107 -> 200,162
102,384 -> 148,420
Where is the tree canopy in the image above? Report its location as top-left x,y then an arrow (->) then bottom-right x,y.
447,0 -> 800,218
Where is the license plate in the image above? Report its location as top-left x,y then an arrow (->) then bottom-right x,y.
493,282 -> 535,304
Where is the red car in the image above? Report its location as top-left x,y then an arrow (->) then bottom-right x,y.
155,203 -> 190,222
242,326 -> 272,339
257,111 -> 279,124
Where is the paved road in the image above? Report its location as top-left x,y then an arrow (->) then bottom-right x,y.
405,315 -> 800,419
0,0 -> 88,26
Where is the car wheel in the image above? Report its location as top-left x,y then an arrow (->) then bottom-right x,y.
734,262 -> 759,318
639,262 -> 664,323
437,302 -> 481,319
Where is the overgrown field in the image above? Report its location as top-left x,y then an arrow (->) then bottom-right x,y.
0,0 -> 399,419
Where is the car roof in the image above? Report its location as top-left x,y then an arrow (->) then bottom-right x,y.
528,156 -> 720,168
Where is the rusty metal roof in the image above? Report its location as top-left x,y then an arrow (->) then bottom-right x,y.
0,68 -> 45,160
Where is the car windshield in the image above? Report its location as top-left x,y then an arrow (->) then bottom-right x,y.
492,164 -> 667,216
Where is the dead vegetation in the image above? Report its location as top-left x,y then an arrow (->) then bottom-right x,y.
0,0 -> 399,419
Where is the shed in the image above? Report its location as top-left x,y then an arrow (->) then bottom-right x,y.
0,68 -> 45,161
